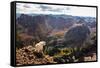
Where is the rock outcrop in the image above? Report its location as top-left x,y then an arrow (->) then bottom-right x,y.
16,45 -> 56,65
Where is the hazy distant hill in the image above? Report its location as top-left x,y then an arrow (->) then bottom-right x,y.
16,14 -> 96,29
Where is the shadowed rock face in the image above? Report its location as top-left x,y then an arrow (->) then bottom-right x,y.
64,24 -> 90,48
17,14 -> 51,42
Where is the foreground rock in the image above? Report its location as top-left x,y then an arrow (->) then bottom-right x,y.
16,45 -> 56,65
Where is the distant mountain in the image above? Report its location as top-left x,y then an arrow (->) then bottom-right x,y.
16,14 -> 72,33
74,16 -> 96,28
16,13 -> 96,29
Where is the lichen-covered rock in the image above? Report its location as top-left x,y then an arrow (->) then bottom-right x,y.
34,41 -> 46,53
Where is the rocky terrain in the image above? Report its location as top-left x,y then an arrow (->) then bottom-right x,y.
16,45 -> 56,65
